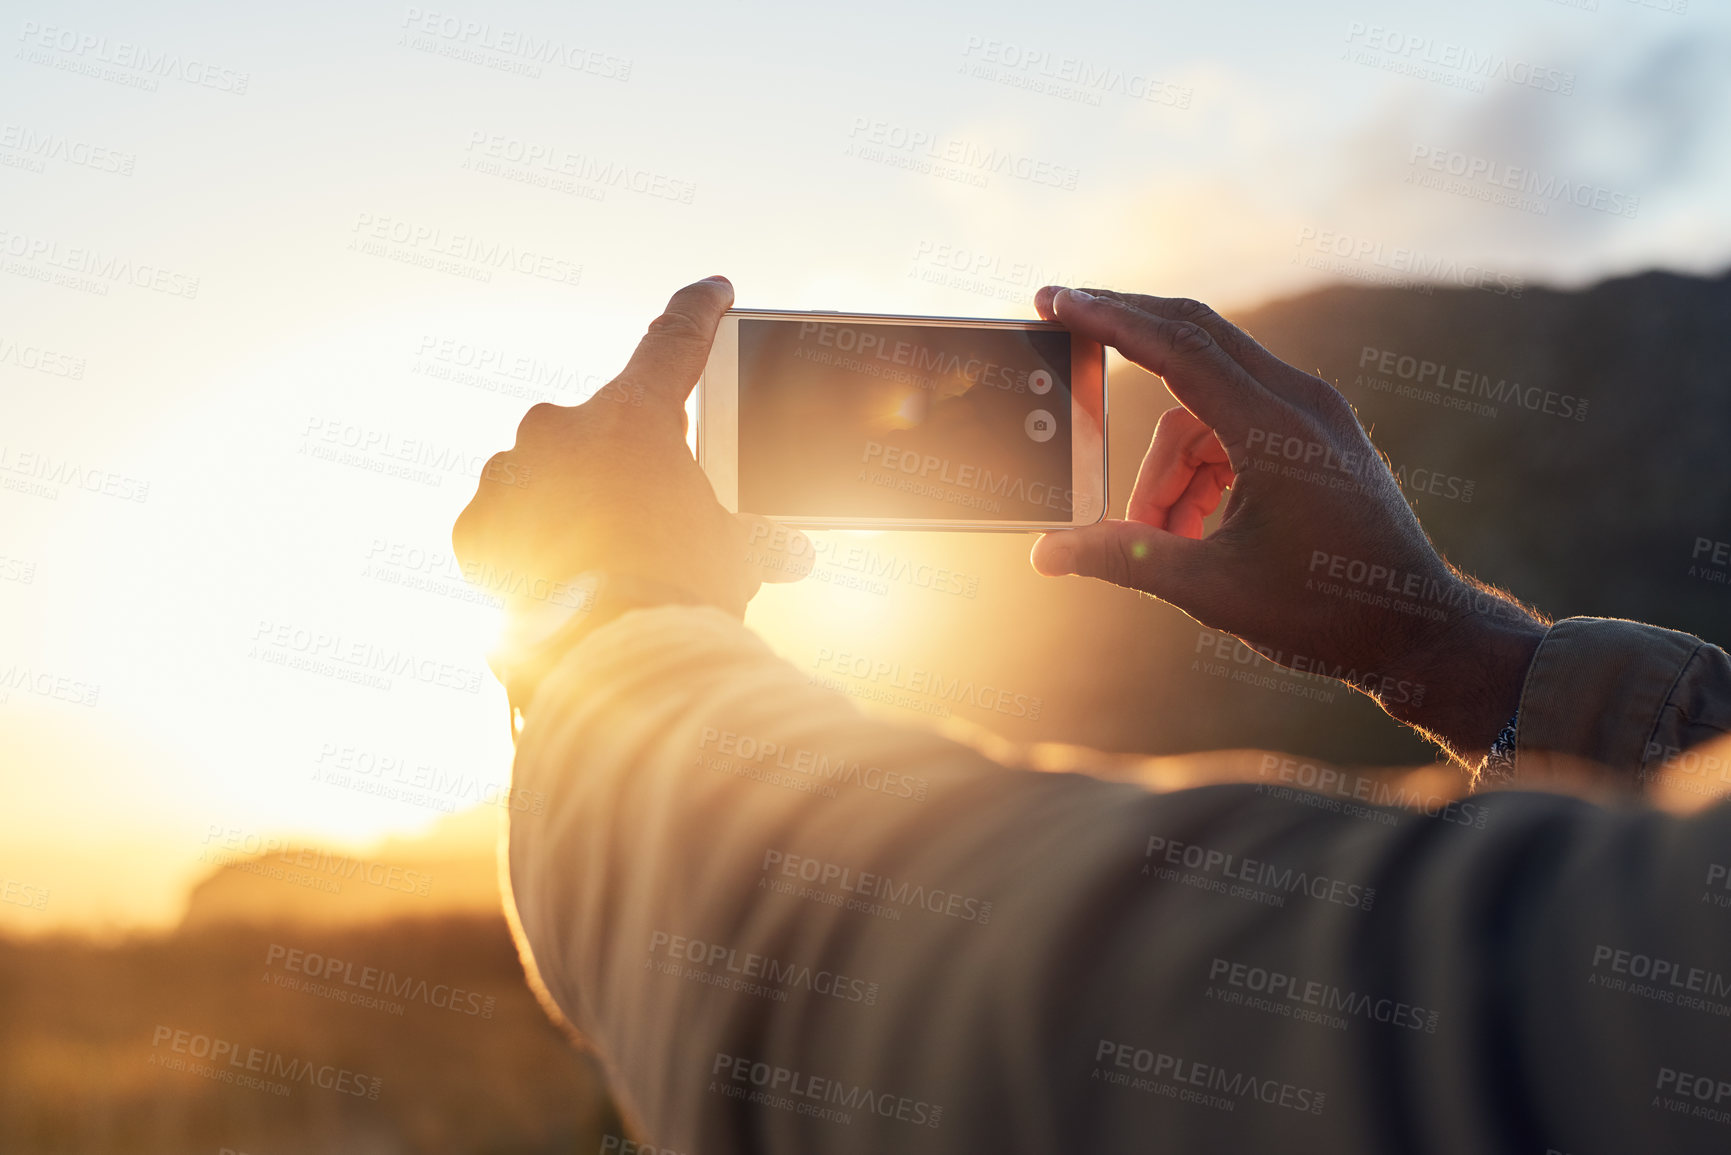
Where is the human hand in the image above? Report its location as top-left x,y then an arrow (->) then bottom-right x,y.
452,276 -> 771,623
1029,287 -> 1546,764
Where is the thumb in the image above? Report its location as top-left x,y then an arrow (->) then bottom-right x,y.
616,276 -> 735,410
1030,519 -> 1210,601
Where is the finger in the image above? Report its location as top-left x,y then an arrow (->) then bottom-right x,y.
1167,465 -> 1232,539
736,513 -> 814,583
616,276 -> 735,410
1125,406 -> 1233,530
1034,284 -> 1061,321
1047,288 -> 1277,449
452,450 -> 515,557
1029,519 -> 1211,606
1068,287 -> 1348,415
1069,289 -> 1289,383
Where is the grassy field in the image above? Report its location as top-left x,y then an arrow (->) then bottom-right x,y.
0,914 -> 624,1154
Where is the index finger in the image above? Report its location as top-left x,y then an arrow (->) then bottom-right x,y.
615,276 -> 735,410
1047,288 -> 1279,449
1041,286 -> 1288,384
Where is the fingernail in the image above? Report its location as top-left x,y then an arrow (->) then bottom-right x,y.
704,274 -> 731,285
1058,287 -> 1095,305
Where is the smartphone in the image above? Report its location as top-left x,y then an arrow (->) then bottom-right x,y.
698,309 -> 1106,530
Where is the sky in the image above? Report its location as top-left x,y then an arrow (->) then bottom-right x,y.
3,0 -> 1729,934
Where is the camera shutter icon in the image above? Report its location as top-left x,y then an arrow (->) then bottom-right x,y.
1025,409 -> 1057,442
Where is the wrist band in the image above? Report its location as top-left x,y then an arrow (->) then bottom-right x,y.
1478,710 -> 1520,784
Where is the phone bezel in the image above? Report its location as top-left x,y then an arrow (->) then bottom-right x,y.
698,308 -> 1107,531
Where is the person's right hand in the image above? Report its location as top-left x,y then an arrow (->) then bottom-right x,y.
1031,287 -> 1547,766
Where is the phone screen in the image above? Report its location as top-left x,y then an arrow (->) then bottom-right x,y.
736,318 -> 1075,523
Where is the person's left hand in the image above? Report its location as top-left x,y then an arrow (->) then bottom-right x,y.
452,276 -> 766,619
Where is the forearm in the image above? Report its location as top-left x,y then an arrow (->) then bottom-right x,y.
504,605 -> 1043,1147
1372,595 -> 1731,796
505,606 -> 1731,1154
1378,600 -> 1547,768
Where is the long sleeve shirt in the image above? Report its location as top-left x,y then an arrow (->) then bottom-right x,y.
503,608 -> 1731,1155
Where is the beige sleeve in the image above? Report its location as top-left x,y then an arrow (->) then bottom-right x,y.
1514,616 -> 1731,799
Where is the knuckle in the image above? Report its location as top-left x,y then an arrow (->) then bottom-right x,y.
516,402 -> 559,441
1168,297 -> 1218,326
1106,536 -> 1138,588
1165,319 -> 1216,357
451,505 -> 475,552
1303,374 -> 1355,418
645,308 -> 706,344
478,451 -> 518,487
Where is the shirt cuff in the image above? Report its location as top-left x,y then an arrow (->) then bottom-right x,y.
1513,615 -> 1706,782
